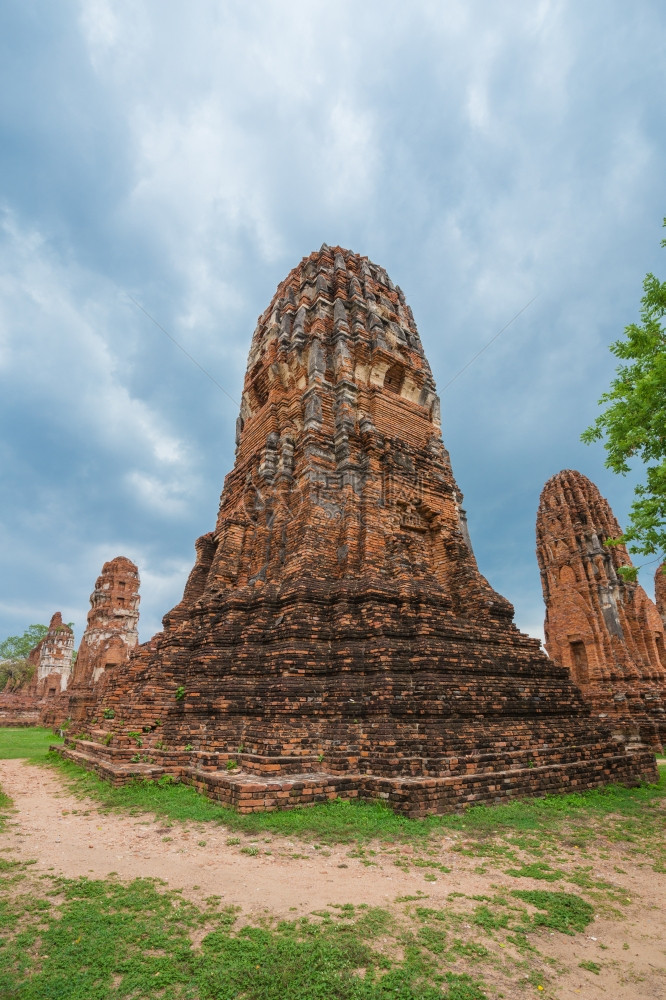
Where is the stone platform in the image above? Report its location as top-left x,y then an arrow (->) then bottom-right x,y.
56,730 -> 655,817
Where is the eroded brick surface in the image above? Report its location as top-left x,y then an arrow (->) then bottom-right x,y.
57,248 -> 656,811
656,563 -> 666,627
537,470 -> 666,749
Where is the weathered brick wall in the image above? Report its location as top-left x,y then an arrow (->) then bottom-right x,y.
57,248 -> 657,811
537,470 -> 666,749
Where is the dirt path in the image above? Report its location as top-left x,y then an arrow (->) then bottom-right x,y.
0,758 -> 482,917
0,758 -> 664,999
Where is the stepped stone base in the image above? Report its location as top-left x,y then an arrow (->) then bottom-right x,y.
55,733 -> 657,818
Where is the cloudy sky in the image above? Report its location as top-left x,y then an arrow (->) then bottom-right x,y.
1,0 -> 664,647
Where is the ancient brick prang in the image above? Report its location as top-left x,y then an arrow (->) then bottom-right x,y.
34,613 -> 74,693
41,558 -> 140,728
57,248 -> 656,812
537,470 -> 666,749
656,564 -> 666,627
0,613 -> 74,726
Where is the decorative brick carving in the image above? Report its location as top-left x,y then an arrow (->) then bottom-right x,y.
42,558 -> 140,727
537,470 -> 666,749
57,248 -> 656,810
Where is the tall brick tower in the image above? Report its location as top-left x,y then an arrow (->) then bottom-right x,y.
537,470 -> 666,749
61,248 -> 656,811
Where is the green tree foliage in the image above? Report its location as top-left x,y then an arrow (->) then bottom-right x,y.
582,220 -> 666,577
0,624 -> 48,690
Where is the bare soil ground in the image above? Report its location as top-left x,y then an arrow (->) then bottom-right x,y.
0,758 -> 664,999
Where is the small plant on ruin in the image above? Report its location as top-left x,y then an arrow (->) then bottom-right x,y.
237,743 -> 245,752
127,732 -> 143,747
154,718 -> 161,726
175,686 -> 186,700
155,740 -> 167,750
103,733 -> 113,746
142,725 -> 152,733
103,708 -> 115,719
226,759 -> 238,771
185,743 -> 193,751
317,753 -> 325,762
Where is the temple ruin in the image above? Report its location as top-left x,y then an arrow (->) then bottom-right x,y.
58,247 -> 656,813
0,613 -> 74,726
536,470 -> 666,749
42,557 -> 140,727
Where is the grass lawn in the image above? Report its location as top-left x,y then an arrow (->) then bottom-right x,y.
0,727 -> 63,761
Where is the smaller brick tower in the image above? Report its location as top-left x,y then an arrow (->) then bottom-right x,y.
537,470 -> 666,749
42,558 -> 140,727
32,613 -> 74,695
0,613 -> 74,726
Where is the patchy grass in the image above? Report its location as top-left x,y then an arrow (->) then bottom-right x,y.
0,856 -> 604,1000
510,889 -> 594,935
0,788 -> 12,833
505,861 -> 565,882
0,728 -> 63,761
0,860 -> 497,1000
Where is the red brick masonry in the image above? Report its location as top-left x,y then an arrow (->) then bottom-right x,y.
43,557 -> 140,727
656,563 -> 666,627
56,248 -> 657,813
537,470 -> 666,750
0,613 -> 74,726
